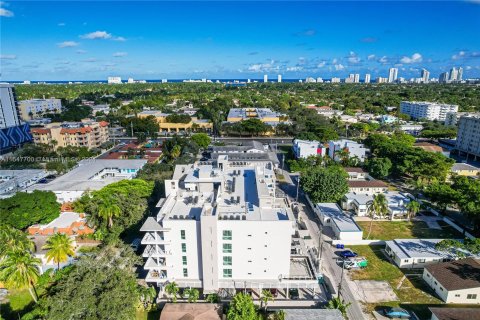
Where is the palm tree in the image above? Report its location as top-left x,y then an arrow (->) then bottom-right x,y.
366,194 -> 389,239
406,200 -> 421,221
205,293 -> 220,303
327,297 -> 351,318
0,225 -> 34,258
273,310 -> 286,320
165,281 -> 179,303
42,233 -> 75,270
184,287 -> 199,303
0,251 -> 41,302
335,148 -> 350,165
98,196 -> 122,228
260,289 -> 274,313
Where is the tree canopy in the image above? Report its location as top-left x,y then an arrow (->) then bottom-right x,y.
301,166 -> 349,203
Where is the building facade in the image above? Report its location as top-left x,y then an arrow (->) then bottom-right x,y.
138,111 -> 213,133
30,120 -> 109,149
400,101 -> 459,121
455,114 -> 480,158
292,139 -> 327,159
226,108 -> 288,126
140,158 -> 318,293
0,83 -> 32,153
18,98 -> 62,120
328,139 -> 368,163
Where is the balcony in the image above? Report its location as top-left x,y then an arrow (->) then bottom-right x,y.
141,232 -> 167,245
142,244 -> 169,258
146,269 -> 168,282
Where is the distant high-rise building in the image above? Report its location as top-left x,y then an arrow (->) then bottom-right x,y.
263,74 -> 268,83
439,72 -> 448,83
365,74 -> 371,84
316,77 -> 323,83
277,75 -> 282,83
331,77 -> 341,83
421,69 -> 430,83
161,79 -> 168,83
458,67 -> 463,81
354,74 -> 360,83
449,67 -> 458,82
388,68 -> 398,83
377,77 -> 388,83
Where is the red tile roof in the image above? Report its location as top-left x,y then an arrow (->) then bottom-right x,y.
31,128 -> 51,134
99,121 -> 109,127
60,127 -> 92,134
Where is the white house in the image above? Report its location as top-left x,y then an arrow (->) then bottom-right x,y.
292,139 -> 327,159
423,258 -> 480,304
429,307 -> 480,320
347,180 -> 388,195
313,203 -> 363,241
344,167 -> 369,180
342,191 -> 411,219
328,139 -> 368,163
140,158 -> 319,295
385,239 -> 456,269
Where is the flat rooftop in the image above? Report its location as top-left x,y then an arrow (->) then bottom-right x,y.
316,203 -> 362,232
386,239 -> 455,259
28,159 -> 147,192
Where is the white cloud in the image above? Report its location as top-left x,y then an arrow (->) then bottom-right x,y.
286,66 -> 303,72
0,54 -> 17,60
58,22 -> 66,27
466,66 -> 472,70
347,51 -> 361,64
400,53 -> 422,64
367,54 -> 376,61
0,2 -> 13,17
76,50 -> 87,54
82,58 -> 97,63
247,60 -> 276,72
81,31 -> 112,40
113,52 -> 128,57
113,36 -> 126,42
334,64 -> 345,71
379,56 -> 388,64
332,58 -> 338,64
57,41 -> 79,48
317,61 -> 326,68
452,51 -> 466,60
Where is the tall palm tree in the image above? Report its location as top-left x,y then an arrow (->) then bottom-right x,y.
184,287 -> 199,303
42,233 -> 75,270
0,225 -> 34,258
0,250 -> 41,302
366,194 -> 389,239
98,196 -> 122,228
165,281 -> 179,303
406,200 -> 421,221
327,297 -> 351,318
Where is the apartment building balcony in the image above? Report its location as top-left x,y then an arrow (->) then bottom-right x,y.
141,232 -> 169,245
142,244 -> 170,258
144,257 -> 172,270
146,269 -> 168,282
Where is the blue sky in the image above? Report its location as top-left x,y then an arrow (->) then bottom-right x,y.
1,1 -> 480,80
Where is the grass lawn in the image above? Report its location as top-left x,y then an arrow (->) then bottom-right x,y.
349,245 -> 442,319
136,309 -> 161,320
0,288 -> 36,319
356,220 -> 463,241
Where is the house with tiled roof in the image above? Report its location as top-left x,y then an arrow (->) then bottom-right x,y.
423,258 -> 480,304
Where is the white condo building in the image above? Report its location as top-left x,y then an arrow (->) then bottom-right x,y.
277,75 -> 282,83
421,69 -> 430,83
388,68 -> 398,83
328,139 -> 368,163
456,114 -> 480,158
140,158 -> 318,294
364,74 -> 371,84
400,101 -> 458,121
263,75 -> 268,83
292,139 -> 327,159
0,83 -> 21,129
107,76 -> 122,84
17,98 -> 62,120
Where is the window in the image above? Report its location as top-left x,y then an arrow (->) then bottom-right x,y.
223,243 -> 232,253
404,260 -> 409,263
183,268 -> 188,277
417,259 -> 426,263
182,256 -> 187,265
440,287 -> 444,291
223,230 -> 232,240
467,294 -> 477,300
223,256 -> 232,266
455,294 -> 461,297
182,243 -> 187,253
223,269 -> 232,278
180,230 -> 185,240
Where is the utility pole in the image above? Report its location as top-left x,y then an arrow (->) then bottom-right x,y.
317,226 -> 324,271
295,174 -> 301,203
338,257 -> 345,298
130,121 -> 134,138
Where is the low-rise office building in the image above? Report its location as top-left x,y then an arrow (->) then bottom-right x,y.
423,258 -> 480,304
385,239 -> 455,269
0,169 -> 51,198
30,120 -> 109,150
292,139 -> 327,159
27,159 -> 147,203
140,159 -> 319,294
399,124 -> 424,136
18,98 -> 62,120
226,108 -> 288,126
313,203 -> 363,241
328,139 -> 368,163
138,111 -> 213,133
400,101 -> 458,122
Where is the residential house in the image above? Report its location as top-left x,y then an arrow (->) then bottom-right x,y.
313,203 -> 363,241
347,180 -> 389,195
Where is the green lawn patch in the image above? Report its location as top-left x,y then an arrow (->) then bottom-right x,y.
357,220 -> 463,241
349,245 -> 442,319
136,309 -> 161,320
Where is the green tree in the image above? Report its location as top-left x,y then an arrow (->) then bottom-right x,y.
260,289 -> 274,313
191,133 -> 211,149
227,293 -> 258,320
0,225 -> 34,258
452,176 -> 480,231
301,166 -> 349,203
97,195 -> 122,228
0,250 -> 41,302
165,282 -> 179,303
42,233 -> 75,270
405,200 -> 421,221
205,293 -> 220,303
273,310 -> 286,320
0,190 -> 60,229
184,287 -> 200,303
327,297 -> 351,318
366,194 -> 389,239
424,182 -> 457,212
367,157 -> 392,179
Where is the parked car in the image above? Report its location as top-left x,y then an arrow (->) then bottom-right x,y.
339,250 -> 358,258
288,288 -> 299,300
383,307 -> 411,319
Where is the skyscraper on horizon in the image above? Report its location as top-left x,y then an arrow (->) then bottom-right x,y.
421,69 -> 430,83
263,74 -> 268,83
277,74 -> 282,83
439,72 -> 449,83
458,67 -> 463,81
449,67 -> 458,82
354,74 -> 360,83
388,68 -> 398,83
365,74 -> 371,84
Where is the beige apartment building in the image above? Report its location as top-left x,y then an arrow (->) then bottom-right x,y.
138,111 -> 213,133
18,99 -> 63,120
30,120 -> 109,149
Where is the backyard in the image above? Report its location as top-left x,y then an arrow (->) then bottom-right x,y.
356,220 -> 463,241
349,245 -> 442,319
